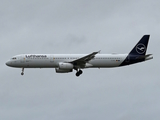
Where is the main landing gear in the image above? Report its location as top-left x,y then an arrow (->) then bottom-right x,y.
76,70 -> 83,77
21,68 -> 24,75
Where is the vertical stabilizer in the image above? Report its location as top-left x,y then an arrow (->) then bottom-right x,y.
129,35 -> 150,56
120,35 -> 150,66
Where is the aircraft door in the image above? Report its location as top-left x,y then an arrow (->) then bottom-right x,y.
20,55 -> 25,63
50,55 -> 55,63
126,56 -> 130,63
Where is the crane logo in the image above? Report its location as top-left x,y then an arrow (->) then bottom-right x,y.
136,43 -> 146,54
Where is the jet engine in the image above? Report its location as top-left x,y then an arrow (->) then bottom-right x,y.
58,63 -> 73,70
55,68 -> 73,73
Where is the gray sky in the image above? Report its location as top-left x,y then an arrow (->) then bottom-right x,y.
0,0 -> 160,120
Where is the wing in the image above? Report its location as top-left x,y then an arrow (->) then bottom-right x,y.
70,51 -> 100,68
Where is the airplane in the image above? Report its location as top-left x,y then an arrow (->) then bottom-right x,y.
6,35 -> 153,77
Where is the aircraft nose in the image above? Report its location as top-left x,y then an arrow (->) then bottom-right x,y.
6,61 -> 12,66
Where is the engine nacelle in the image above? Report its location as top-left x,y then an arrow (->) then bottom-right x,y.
55,68 -> 73,73
58,63 -> 73,70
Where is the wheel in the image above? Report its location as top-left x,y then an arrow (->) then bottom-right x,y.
79,70 -> 83,75
21,68 -> 24,75
76,72 -> 80,77
76,70 -> 83,77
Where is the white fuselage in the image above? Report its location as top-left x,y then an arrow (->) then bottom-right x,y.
5,35 -> 153,76
6,54 -> 128,68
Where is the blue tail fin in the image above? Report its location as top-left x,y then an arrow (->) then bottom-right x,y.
120,35 -> 150,66
129,35 -> 150,56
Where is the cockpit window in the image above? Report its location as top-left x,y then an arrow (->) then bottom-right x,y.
12,57 -> 16,60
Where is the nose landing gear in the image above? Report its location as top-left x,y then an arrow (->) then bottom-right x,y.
76,70 -> 83,77
21,68 -> 24,75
